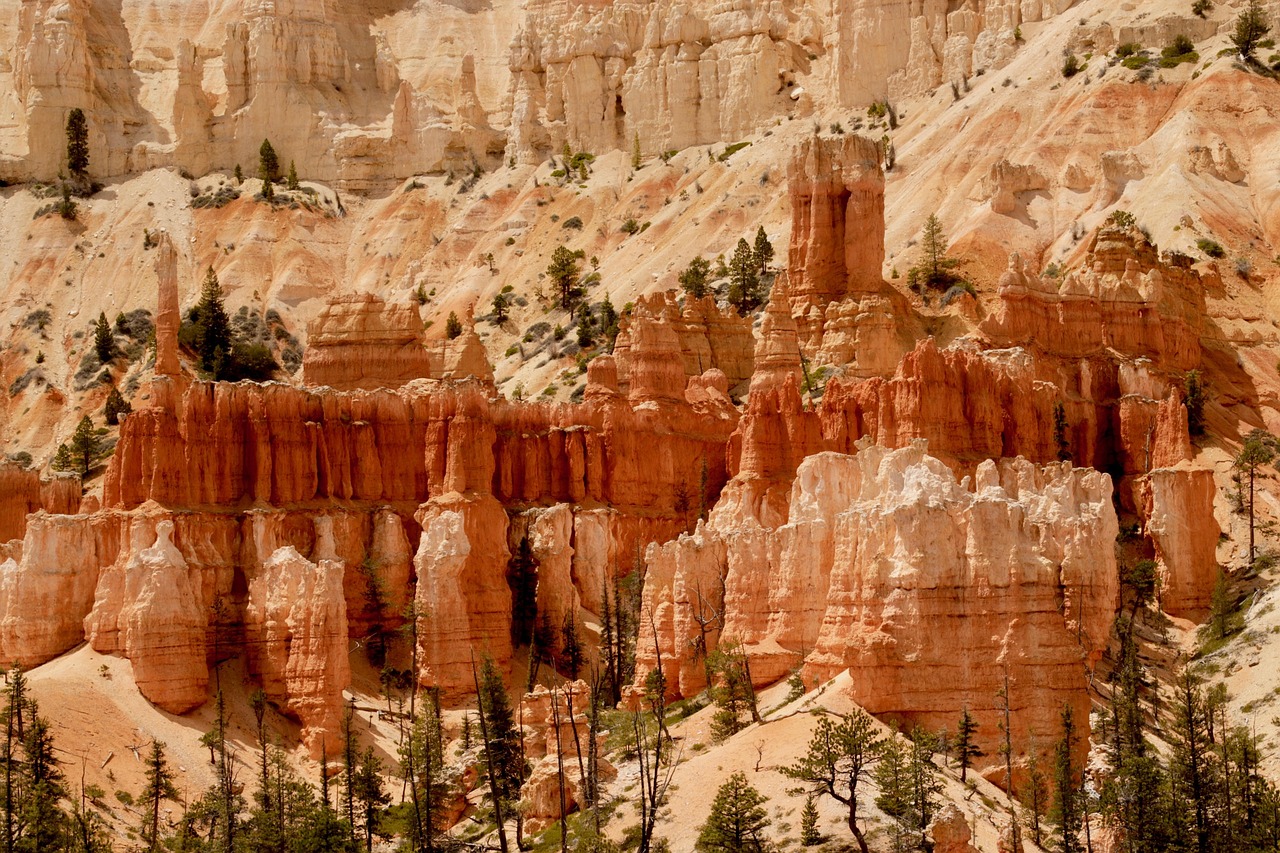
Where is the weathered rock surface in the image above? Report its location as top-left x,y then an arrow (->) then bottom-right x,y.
638,444 -> 1119,774
0,511 -> 117,667
245,515 -> 351,756
0,464 -> 79,543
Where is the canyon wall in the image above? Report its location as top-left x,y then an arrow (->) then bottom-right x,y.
0,0 -> 1082,184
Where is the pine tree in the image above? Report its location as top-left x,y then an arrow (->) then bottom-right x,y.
17,709 -> 71,853
492,292 -> 510,324
259,139 -> 281,184
353,746 -> 389,853
93,312 -> 115,364
955,708 -> 984,783
287,160 -> 299,191
783,710 -> 883,853
800,795 -> 821,846
262,172 -> 275,202
1054,401 -> 1072,462
233,163 -> 243,184
1052,704 -> 1083,853
1185,370 -> 1206,437
696,772 -> 771,853
577,308 -> 595,349
139,740 -> 180,851
727,238 -> 760,315
191,266 -> 232,379
708,642 -> 752,741
548,245 -> 585,311
104,386 -> 131,426
1021,748 -> 1050,847
918,213 -> 953,288
560,614 -> 585,680
508,536 -> 539,647
1233,0 -> 1270,58
445,312 -> 463,340
599,295 -> 620,351
53,415 -> 100,476
1235,429 -> 1277,568
679,256 -> 711,299
632,133 -> 642,171
477,655 -> 528,845
752,226 -> 774,274
66,108 -> 89,177
1169,669 -> 1218,853
401,701 -> 450,853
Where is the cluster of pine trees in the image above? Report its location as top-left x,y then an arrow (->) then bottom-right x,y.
677,227 -> 774,314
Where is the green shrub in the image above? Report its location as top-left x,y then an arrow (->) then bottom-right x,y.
1197,237 -> 1226,258
1116,42 -> 1143,58
620,218 -> 640,235
1063,54 -> 1082,77
562,216 -> 583,230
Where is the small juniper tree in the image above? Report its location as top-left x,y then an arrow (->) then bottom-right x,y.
66,108 -> 89,176
800,795 -> 821,846
57,183 -> 78,220
286,160 -> 299,191
104,387 -> 131,426
445,312 -> 463,340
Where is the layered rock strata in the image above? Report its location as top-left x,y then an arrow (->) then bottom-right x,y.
636,443 -> 1119,774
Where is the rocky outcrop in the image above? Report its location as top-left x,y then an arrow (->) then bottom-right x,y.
302,293 -> 436,390
89,518 -> 208,713
980,228 -> 1205,374
517,681 -> 614,831
505,0 -> 821,163
612,291 -> 754,393
930,805 -> 979,853
0,511 -> 118,667
638,444 -> 1118,774
1139,465 -> 1220,617
245,515 -> 351,756
302,293 -> 495,390
0,464 -> 79,543
786,133 -> 885,310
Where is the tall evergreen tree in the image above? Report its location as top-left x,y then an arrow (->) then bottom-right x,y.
93,313 -> 115,364
259,139 -> 281,184
189,266 -> 233,379
547,246 -> 585,311
752,227 -> 774,274
139,740 -> 179,851
1235,430 -> 1277,568
955,708 -> 983,783
727,238 -> 761,315
1052,705 -> 1083,853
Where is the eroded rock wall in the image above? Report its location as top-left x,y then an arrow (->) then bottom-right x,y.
637,444 -> 1119,772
